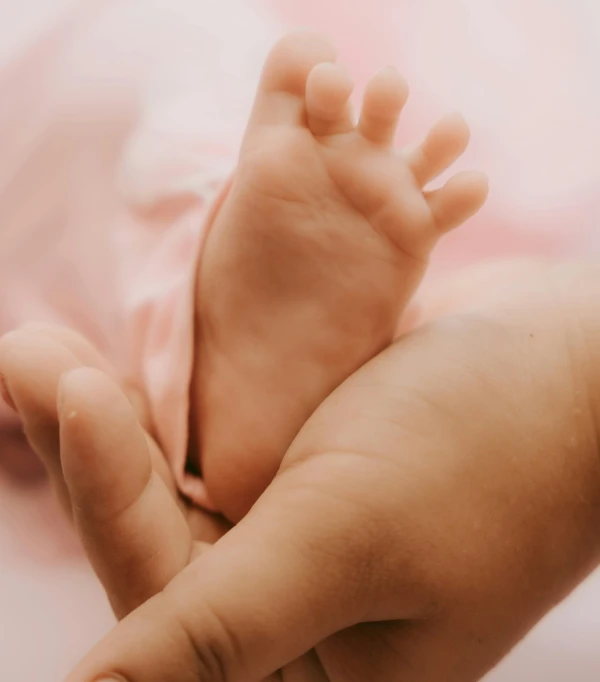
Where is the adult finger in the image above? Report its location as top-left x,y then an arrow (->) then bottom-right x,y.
65,455 -> 399,682
0,329 -> 85,514
59,367 -> 197,618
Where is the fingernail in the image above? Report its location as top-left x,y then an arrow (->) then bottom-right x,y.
0,373 -> 17,412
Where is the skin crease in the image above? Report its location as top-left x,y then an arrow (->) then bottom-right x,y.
2,259 -> 600,681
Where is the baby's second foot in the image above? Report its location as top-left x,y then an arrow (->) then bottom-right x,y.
193,31 -> 488,521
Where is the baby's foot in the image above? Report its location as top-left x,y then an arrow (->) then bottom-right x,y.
193,31 -> 488,521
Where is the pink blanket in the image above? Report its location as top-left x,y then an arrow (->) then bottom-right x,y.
0,1 -> 599,680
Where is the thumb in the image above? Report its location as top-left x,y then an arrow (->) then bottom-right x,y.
66,459 -> 379,682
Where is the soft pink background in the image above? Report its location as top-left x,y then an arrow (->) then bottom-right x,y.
0,1 -> 599,680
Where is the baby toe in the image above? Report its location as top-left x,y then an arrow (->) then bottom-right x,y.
358,66 -> 408,146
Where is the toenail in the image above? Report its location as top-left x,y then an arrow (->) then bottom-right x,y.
0,373 -> 17,413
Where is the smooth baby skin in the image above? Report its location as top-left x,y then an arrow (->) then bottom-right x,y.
192,30 -> 488,521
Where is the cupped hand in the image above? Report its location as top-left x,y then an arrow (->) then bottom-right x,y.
4,259 -> 600,682
53,260 -> 600,681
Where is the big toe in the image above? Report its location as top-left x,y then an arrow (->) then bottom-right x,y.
261,30 -> 337,96
248,30 -> 337,128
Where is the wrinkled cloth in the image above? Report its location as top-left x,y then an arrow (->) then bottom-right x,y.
0,1 -> 599,680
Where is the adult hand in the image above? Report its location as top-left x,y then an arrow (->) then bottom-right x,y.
53,260 -> 600,681
0,325 -> 230,619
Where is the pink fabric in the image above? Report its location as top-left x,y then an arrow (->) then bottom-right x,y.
0,1 -> 599,680
0,2 -> 273,678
